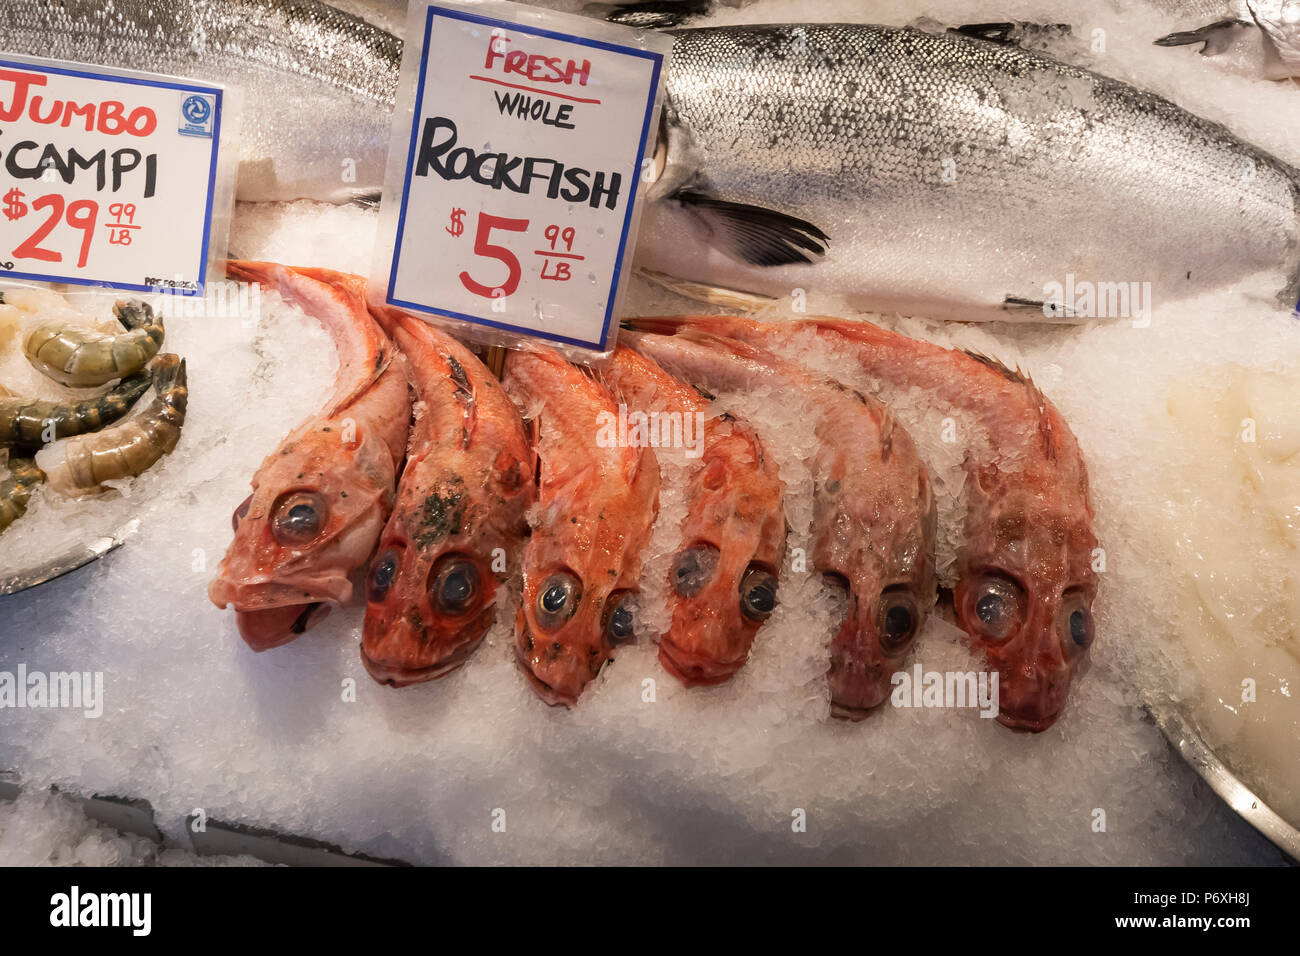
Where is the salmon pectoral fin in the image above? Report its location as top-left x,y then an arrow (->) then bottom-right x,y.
671,190 -> 829,267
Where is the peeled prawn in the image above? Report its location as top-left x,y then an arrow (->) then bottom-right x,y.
23,299 -> 165,388
42,354 -> 188,497
0,457 -> 46,535
0,373 -> 151,446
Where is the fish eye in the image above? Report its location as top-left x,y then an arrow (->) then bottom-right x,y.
671,543 -> 720,598
739,566 -> 778,622
967,573 -> 1026,643
877,588 -> 920,653
431,556 -> 480,615
536,571 -> 581,629
604,593 -> 636,645
367,549 -> 400,604
1059,592 -> 1094,651
270,491 -> 328,546
231,494 -> 252,531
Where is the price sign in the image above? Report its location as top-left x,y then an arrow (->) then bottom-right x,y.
0,55 -> 231,294
373,1 -> 671,355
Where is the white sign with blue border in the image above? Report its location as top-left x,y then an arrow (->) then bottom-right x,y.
0,55 -> 226,294
372,0 -> 672,356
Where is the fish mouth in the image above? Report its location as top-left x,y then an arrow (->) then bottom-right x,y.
514,646 -> 580,708
830,697 -> 889,721
236,602 -> 332,651
360,630 -> 487,687
995,707 -> 1061,733
657,638 -> 744,687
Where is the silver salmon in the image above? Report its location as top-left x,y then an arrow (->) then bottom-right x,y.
639,23 -> 1300,318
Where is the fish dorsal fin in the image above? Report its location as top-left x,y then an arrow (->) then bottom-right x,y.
961,349 -> 1028,383
444,352 -> 478,450
963,350 -> 1059,461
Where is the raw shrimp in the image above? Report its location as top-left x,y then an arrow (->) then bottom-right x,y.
0,373 -> 151,446
0,457 -> 45,535
41,354 -> 188,497
23,300 -> 165,388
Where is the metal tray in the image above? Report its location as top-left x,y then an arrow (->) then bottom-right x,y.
1147,696 -> 1300,863
0,519 -> 137,595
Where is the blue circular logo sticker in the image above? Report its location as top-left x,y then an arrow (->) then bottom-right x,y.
182,95 -> 211,124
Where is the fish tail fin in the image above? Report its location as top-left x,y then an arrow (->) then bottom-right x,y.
366,302 -> 406,339
222,259 -> 282,287
290,266 -> 369,299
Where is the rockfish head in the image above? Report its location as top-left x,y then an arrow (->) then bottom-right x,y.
362,460 -> 531,686
955,466 -> 1098,732
507,348 -> 661,706
819,454 -> 938,720
659,430 -> 785,686
513,449 -> 659,707
362,540 -> 499,686
208,423 -> 397,651
515,562 -> 641,708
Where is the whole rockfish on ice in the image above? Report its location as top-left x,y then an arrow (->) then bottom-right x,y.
208,263 -> 409,649
625,324 -> 937,718
361,305 -> 534,686
9,5 -> 1297,316
504,348 -> 660,707
646,315 -> 1099,732
603,344 -> 785,686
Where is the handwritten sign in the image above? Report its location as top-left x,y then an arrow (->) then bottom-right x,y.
373,1 -> 671,355
0,55 -> 230,294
